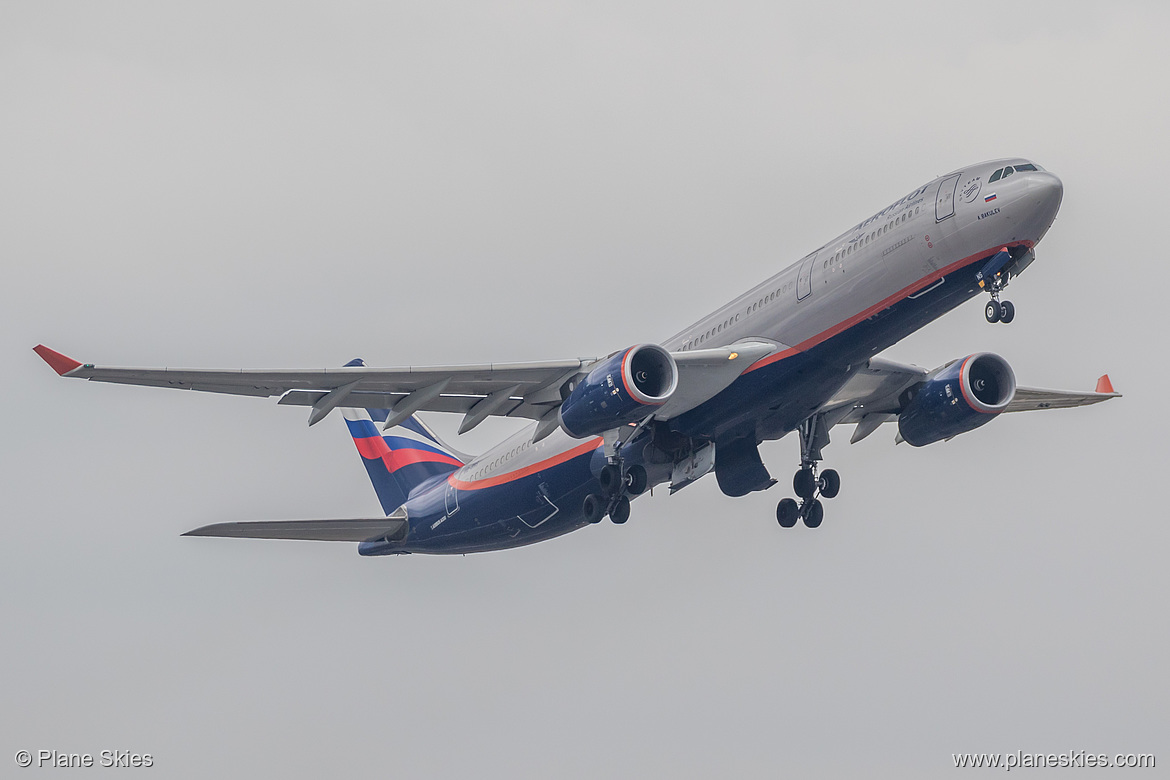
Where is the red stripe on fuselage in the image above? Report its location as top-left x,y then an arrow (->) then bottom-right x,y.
447,437 -> 603,491
744,240 -> 1034,374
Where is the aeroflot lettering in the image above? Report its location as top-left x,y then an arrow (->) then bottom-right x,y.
853,186 -> 931,231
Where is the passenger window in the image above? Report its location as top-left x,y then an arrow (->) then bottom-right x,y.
989,168 -> 1003,182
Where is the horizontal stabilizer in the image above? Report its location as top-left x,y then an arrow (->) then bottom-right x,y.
183,516 -> 407,542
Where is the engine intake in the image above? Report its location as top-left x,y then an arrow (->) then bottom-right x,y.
897,352 -> 1016,447
560,344 -> 678,438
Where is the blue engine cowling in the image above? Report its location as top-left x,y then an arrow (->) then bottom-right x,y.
897,353 -> 1016,447
560,344 -> 678,438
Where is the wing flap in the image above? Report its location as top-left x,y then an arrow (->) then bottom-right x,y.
183,517 -> 408,542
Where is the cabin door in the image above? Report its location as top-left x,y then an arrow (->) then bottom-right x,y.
797,252 -> 818,300
935,173 -> 961,221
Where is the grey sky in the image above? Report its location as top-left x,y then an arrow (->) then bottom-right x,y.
2,2 -> 1166,777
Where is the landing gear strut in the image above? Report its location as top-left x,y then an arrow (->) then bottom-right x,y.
776,414 -> 841,529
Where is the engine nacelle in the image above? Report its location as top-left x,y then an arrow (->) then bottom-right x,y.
560,344 -> 678,438
897,352 -> 1016,447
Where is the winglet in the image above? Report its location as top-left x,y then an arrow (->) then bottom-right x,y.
1095,374 -> 1115,394
33,345 -> 83,376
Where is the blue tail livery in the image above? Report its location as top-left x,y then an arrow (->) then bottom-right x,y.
342,406 -> 465,515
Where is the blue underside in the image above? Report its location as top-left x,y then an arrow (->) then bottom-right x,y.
360,252 -> 996,555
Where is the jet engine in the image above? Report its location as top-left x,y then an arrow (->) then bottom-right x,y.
897,353 -> 1016,446
560,344 -> 678,438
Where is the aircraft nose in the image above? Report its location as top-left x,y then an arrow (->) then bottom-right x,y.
1008,170 -> 1063,243
1023,171 -> 1063,223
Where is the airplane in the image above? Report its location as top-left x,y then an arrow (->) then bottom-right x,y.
35,158 -> 1120,555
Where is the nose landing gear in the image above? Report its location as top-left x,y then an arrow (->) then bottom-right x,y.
984,298 -> 1015,324
977,247 -> 1017,324
776,414 -> 841,529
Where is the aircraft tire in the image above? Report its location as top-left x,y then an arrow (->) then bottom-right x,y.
802,499 -> 824,528
625,465 -> 648,496
985,301 -> 1001,323
999,300 -> 1015,323
599,464 -> 622,495
610,495 -> 631,524
794,468 -> 817,499
819,469 -> 841,499
583,493 -> 605,524
776,498 -> 799,528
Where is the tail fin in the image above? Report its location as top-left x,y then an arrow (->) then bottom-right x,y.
341,405 -> 467,515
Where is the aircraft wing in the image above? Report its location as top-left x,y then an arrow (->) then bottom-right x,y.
34,344 -> 589,424
818,357 -> 1120,443
34,341 -> 778,432
1003,381 -> 1122,412
183,515 -> 407,542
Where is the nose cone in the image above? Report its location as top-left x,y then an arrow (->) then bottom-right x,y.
1024,170 -> 1062,222
1017,171 -> 1063,243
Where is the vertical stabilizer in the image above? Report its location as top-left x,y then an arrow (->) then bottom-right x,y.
341,407 -> 466,514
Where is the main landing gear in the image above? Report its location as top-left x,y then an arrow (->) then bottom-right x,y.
776,414 -> 841,529
583,462 -> 647,525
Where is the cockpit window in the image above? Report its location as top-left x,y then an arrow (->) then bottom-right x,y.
990,162 -> 1038,182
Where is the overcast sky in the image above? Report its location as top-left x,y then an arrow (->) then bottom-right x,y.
3,2 -> 1167,777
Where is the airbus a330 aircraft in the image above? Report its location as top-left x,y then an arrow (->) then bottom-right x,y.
36,158 -> 1119,555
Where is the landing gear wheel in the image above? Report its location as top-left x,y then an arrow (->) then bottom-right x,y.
999,300 -> 1015,323
625,465 -> 648,496
985,300 -> 1001,323
801,499 -> 824,529
609,495 -> 631,524
776,498 -> 799,528
598,464 -> 622,495
818,469 -> 841,499
793,468 -> 817,499
583,493 -> 605,524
